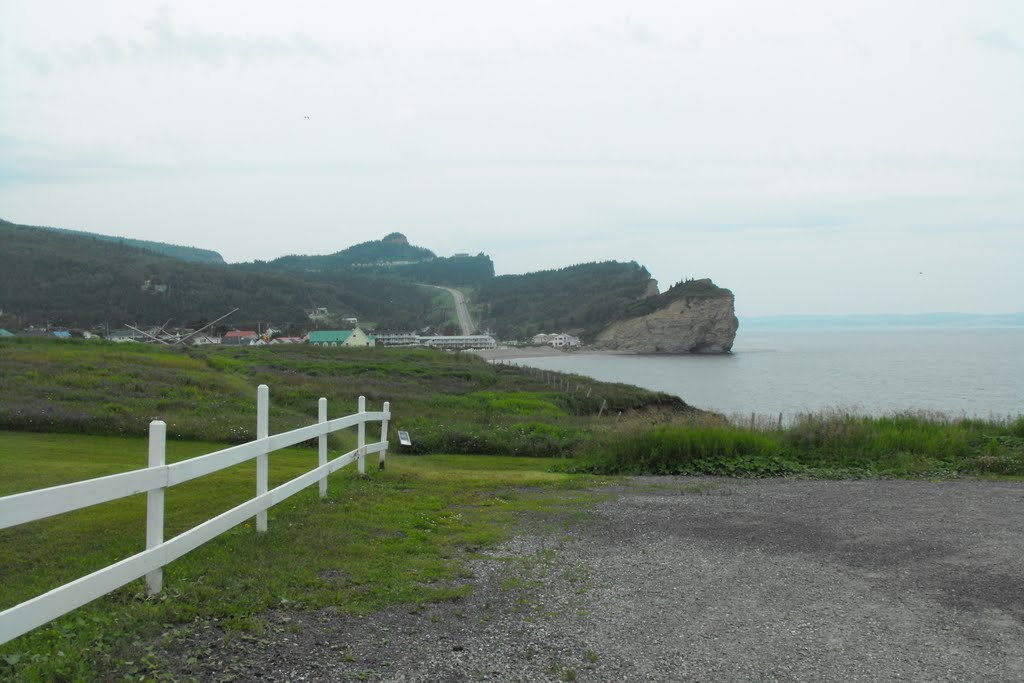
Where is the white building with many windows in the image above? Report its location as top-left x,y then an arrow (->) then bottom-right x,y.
531,332 -> 581,348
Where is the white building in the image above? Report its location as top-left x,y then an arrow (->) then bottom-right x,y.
531,332 -> 581,348
420,334 -> 497,350
375,333 -> 496,350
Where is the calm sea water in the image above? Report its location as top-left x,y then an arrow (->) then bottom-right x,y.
511,328 -> 1024,420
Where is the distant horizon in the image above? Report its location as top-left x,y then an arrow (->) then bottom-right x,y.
740,312 -> 1024,329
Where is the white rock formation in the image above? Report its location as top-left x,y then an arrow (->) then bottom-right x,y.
594,283 -> 738,354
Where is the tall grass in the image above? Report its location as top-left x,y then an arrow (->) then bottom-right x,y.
564,411 -> 1024,477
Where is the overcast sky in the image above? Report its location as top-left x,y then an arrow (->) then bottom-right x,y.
2,1 -> 1022,316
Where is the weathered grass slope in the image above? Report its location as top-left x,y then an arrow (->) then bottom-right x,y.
0,337 -> 692,455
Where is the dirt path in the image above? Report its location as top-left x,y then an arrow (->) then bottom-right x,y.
162,478 -> 1024,681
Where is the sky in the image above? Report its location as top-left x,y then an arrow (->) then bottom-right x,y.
1,1 -> 1022,317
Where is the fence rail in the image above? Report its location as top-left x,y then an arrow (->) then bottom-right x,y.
0,385 -> 390,645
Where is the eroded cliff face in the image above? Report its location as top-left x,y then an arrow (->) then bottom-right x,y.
594,287 -> 738,354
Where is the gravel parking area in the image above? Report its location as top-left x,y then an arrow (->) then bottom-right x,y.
166,478 -> 1024,682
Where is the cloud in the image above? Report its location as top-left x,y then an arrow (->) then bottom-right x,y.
975,30 -> 1024,55
627,22 -> 657,46
22,11 -> 336,73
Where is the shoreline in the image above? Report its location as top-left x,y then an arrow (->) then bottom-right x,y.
468,346 -> 629,362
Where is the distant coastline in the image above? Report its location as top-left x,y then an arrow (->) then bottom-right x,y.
740,312 -> 1024,331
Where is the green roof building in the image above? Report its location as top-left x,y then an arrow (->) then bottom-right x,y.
307,328 -> 376,347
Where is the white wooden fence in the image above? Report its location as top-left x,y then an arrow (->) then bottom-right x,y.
0,385 -> 390,645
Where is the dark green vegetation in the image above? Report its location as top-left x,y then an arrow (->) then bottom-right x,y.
0,338 -> 689,456
269,234 -> 495,288
565,413 -> 1024,478
0,431 -> 598,681
2,218 -> 226,265
0,221 -> 456,333
618,277 -> 733,320
269,232 -> 437,270
1,219 -> 702,341
474,261 -> 657,340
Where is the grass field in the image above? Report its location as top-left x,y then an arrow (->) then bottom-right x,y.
0,431 -> 601,681
2,338 -> 1023,679
0,338 -> 687,456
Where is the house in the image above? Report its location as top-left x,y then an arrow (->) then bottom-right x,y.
221,330 -> 258,346
107,329 -> 148,343
270,336 -> 304,344
307,327 -> 376,348
0,329 -> 14,337
189,334 -> 221,346
532,332 -> 581,348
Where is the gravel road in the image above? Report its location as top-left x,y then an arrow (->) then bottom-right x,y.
164,478 -> 1024,682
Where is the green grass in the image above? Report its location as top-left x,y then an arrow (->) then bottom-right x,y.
0,338 -> 690,457
0,431 -> 601,681
563,412 -> 1024,478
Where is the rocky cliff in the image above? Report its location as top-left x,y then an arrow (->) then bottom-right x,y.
593,278 -> 738,354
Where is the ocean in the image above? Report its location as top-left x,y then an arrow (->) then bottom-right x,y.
509,327 -> 1024,420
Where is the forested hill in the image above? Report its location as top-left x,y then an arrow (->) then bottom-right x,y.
0,218 -> 225,264
269,232 -> 436,270
2,219 -> 731,342
475,261 -> 657,341
0,221 -> 450,332
265,233 -> 494,286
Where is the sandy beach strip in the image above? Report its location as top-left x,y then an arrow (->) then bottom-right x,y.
467,346 -> 569,362
469,346 -> 632,362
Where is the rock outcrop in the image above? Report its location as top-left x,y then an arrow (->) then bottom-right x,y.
593,279 -> 738,354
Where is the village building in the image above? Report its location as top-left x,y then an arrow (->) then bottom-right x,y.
189,334 -> 221,346
221,330 -> 259,346
374,332 -> 496,350
374,332 -> 421,347
419,334 -> 497,350
532,332 -> 581,348
306,327 -> 376,347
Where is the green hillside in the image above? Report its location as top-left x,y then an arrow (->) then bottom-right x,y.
0,337 -> 690,454
0,221 -> 449,332
1,218 -> 225,264
270,232 -> 436,270
1,219 -> 723,341
268,233 -> 494,286
475,261 -> 657,340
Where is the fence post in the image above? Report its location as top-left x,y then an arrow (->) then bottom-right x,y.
256,384 -> 269,532
318,397 -> 328,498
145,420 -> 166,595
379,401 -> 390,470
358,395 -> 366,475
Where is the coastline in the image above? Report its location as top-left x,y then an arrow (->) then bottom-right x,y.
467,346 -> 570,362
468,346 -> 630,362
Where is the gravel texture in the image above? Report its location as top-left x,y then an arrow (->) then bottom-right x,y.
161,478 -> 1024,682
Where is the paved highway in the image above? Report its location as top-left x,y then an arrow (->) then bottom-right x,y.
431,285 -> 475,335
